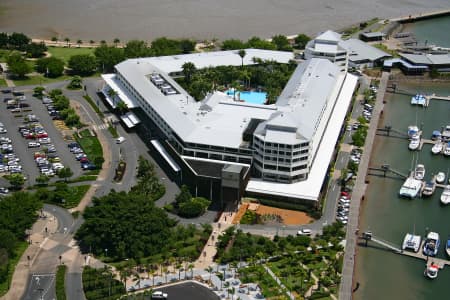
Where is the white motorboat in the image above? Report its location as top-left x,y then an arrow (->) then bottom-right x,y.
414,164 -> 425,180
399,177 -> 422,198
431,142 -> 443,154
423,231 -> 440,257
402,233 -> 421,252
446,236 -> 450,257
407,125 -> 419,138
436,172 -> 446,184
422,181 -> 435,197
411,94 -> 426,106
424,263 -> 439,279
444,142 -> 450,156
409,138 -> 420,151
440,185 -> 450,205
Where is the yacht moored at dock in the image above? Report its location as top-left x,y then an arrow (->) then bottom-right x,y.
402,233 -> 421,252
408,125 -> 419,138
440,185 -> 450,205
424,263 -> 439,279
423,232 -> 440,257
436,172 -> 446,184
446,236 -> 450,257
414,164 -> 425,180
422,180 -> 436,197
411,94 -> 426,106
431,142 -> 443,154
409,137 -> 420,151
444,142 -> 450,156
431,130 -> 442,141
399,177 -> 422,198
442,125 -> 450,142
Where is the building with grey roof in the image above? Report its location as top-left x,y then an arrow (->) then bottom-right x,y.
103,49 -> 358,204
340,38 -> 392,68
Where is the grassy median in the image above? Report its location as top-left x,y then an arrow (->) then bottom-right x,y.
55,265 -> 67,300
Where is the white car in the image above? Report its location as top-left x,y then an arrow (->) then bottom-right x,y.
116,136 -> 126,144
38,137 -> 51,144
52,163 -> 64,170
0,127 -> 7,134
151,291 -> 168,299
297,229 -> 312,236
28,142 -> 41,148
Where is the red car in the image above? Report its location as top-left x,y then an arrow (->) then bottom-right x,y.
80,157 -> 89,163
25,134 -> 36,139
341,191 -> 349,197
36,133 -> 48,138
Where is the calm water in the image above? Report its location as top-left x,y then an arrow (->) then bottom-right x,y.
225,90 -> 267,105
0,0 -> 449,41
354,17 -> 450,300
407,15 -> 450,47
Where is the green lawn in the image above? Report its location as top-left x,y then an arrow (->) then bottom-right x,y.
55,265 -> 67,300
47,46 -> 95,63
64,185 -> 90,208
239,265 -> 288,299
13,74 -> 71,86
74,129 -> 104,168
0,78 -> 7,87
0,241 -> 28,297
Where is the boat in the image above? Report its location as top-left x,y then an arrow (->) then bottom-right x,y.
424,263 -> 439,279
402,233 -> 421,252
442,125 -> 450,142
431,130 -> 442,140
423,231 -> 440,257
446,236 -> 450,257
407,125 -> 419,138
408,138 -> 420,151
440,185 -> 450,205
422,181 -> 436,197
414,164 -> 425,180
399,177 -> 422,198
436,172 -> 446,184
431,142 -> 443,154
444,142 -> 450,156
411,94 -> 426,106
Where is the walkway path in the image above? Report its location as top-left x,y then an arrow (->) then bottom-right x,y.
0,211 -> 58,300
262,265 -> 295,300
338,72 -> 389,300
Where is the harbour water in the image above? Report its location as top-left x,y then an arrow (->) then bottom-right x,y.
0,0 -> 449,41
354,17 -> 450,300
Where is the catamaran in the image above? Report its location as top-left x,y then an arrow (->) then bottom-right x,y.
402,233 -> 421,252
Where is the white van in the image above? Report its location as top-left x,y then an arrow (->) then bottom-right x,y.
116,136 -> 126,144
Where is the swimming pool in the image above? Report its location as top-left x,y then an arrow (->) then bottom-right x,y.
225,90 -> 267,105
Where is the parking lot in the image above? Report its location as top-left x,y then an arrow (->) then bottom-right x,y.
0,87 -> 84,187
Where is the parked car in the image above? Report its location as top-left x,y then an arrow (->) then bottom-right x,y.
82,163 -> 97,170
297,229 -> 312,236
28,142 -> 41,148
68,142 -> 79,148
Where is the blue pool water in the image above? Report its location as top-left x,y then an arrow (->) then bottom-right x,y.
225,90 -> 267,105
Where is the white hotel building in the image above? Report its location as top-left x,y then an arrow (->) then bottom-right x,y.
102,49 -> 358,205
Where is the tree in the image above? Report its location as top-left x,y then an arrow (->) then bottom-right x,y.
100,40 -> 107,45
221,39 -> 246,50
36,57 -> 65,78
64,37 -> 70,47
35,174 -> 50,186
57,167 -> 73,182
179,39 -> 196,54
107,88 -> 119,105
7,174 -> 25,190
116,100 -> 128,115
113,38 -> 120,47
7,52 -> 31,78
246,36 -> 276,50
25,42 -> 47,58
67,76 -> 83,89
68,54 -> 97,75
94,45 -> 125,73
176,185 -> 192,205
181,62 -> 196,84
150,37 -> 182,56
89,40 -> 95,47
271,34 -> 292,51
8,32 -> 30,50
33,86 -> 46,98
51,36 -> 58,43
294,33 -> 311,49
238,49 -> 246,67
77,39 -> 83,47
124,40 -> 150,58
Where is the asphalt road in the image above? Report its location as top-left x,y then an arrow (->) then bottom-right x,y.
22,274 -> 55,300
154,282 -> 220,300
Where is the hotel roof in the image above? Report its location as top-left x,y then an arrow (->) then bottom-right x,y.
340,39 -> 392,62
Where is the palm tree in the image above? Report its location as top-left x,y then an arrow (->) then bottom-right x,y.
113,38 -> 120,47
116,100 -> 129,115
188,263 -> 194,279
133,273 -> 141,290
64,37 -> 70,47
51,36 -> 58,44
108,88 -> 119,105
100,40 -> 107,45
89,40 -> 95,47
182,62 -> 196,84
238,49 -> 246,67
77,39 -> 82,47
162,266 -> 168,283
205,266 -> 213,285
231,80 -> 240,101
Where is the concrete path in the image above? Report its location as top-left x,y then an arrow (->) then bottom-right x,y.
0,211 -> 58,300
338,72 -> 389,300
262,265 -> 295,300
